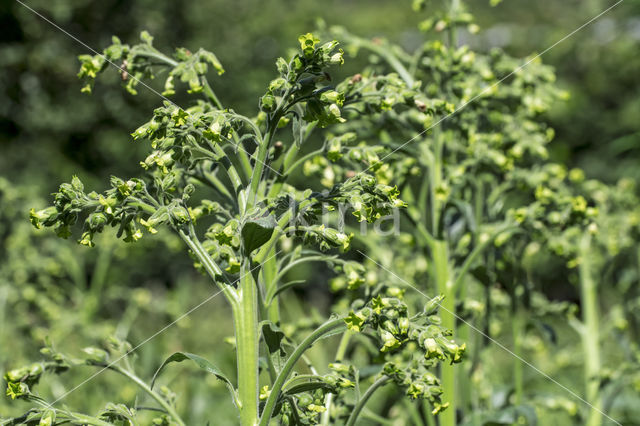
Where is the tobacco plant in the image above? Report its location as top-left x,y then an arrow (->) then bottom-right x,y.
299,0 -> 633,424
4,31 -> 466,425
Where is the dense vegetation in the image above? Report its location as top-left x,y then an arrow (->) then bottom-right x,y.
1,0 -> 639,425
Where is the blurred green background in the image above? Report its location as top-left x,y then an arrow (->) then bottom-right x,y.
1,0 -> 639,424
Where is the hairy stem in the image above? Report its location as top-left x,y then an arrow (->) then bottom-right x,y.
351,38 -> 414,87
178,228 -> 237,304
321,331 -> 353,425
259,318 -> 346,425
512,307 -> 524,406
345,376 -> 392,426
262,249 -> 280,323
234,262 -> 261,426
433,239 -> 456,426
112,366 -> 186,426
579,234 -> 603,426
202,77 -> 223,109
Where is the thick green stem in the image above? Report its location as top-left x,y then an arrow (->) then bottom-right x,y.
431,130 -> 444,236
259,318 -> 345,425
233,262 -> 261,426
433,239 -> 456,426
579,235 -> 602,426
262,248 -> 280,323
345,376 -> 392,426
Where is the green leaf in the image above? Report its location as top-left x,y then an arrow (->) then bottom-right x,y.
260,321 -> 286,357
151,352 -> 236,404
242,215 -> 276,254
283,379 -> 333,396
268,280 -> 306,303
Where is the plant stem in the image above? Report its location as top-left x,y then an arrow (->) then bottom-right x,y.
202,77 -> 223,109
112,366 -> 186,426
453,224 -> 517,293
259,318 -> 345,425
136,49 -> 178,67
430,129 -> 444,236
321,331 -> 353,425
579,234 -> 603,426
84,241 -> 113,320
512,307 -> 524,406
361,408 -> 395,425
178,228 -> 237,304
345,376 -> 392,426
433,239 -> 456,426
210,144 -> 246,213
233,262 -> 261,426
62,413 -> 114,426
262,248 -> 280,323
449,0 -> 461,47
352,38 -> 414,87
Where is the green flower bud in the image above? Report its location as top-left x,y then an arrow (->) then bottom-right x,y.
29,207 -> 57,229
380,329 -> 400,352
297,393 -> 313,408
259,385 -> 270,400
398,317 -> 410,335
329,49 -> 344,65
432,401 -> 449,415
320,90 -> 344,106
260,94 -> 276,112
87,212 -> 108,232
83,347 -> 109,364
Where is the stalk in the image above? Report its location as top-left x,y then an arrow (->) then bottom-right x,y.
350,38 -> 414,86
112,366 -> 186,426
262,248 -> 280,323
433,239 -> 456,426
247,136 -> 270,208
321,331 -> 353,425
345,376 -> 392,426
579,234 -> 603,426
429,124 -> 457,425
512,307 -> 524,406
259,318 -> 346,425
449,0 -> 461,47
430,130 -> 444,235
457,281 -> 472,411
83,241 -> 113,321
233,262 -> 261,426
210,144 -> 246,213
202,77 -> 223,109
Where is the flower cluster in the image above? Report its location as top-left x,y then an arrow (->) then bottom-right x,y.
78,31 -> 223,95
344,294 -> 465,413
